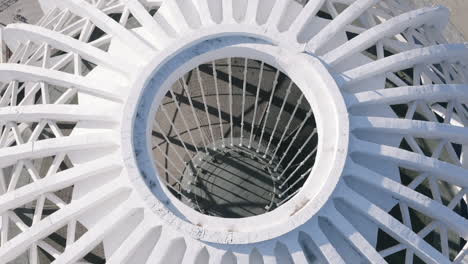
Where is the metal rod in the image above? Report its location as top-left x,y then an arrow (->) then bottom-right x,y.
153,142 -> 185,177
240,58 -> 248,146
276,188 -> 300,207
155,162 -> 193,201
248,61 -> 265,149
264,80 -> 293,156
277,130 -> 316,181
212,60 -> 225,148
279,147 -> 317,187
196,66 -> 216,149
159,103 -> 194,159
270,94 -> 304,162
228,58 -> 234,146
168,89 -> 200,155
278,167 -> 312,198
179,77 -> 209,154
257,69 -> 280,153
152,122 -> 186,165
274,112 -> 314,170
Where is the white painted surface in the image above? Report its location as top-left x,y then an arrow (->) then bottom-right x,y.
0,0 -> 466,263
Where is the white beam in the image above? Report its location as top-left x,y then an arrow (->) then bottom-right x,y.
0,64 -> 123,102
53,206 -> 143,264
0,157 -> 122,213
346,84 -> 468,108
350,137 -> 468,188
336,184 -> 451,264
323,6 -> 449,66
0,132 -> 118,168
0,105 -> 116,123
53,0 -> 155,54
346,161 -> 468,238
4,23 -> 134,75
339,44 -> 468,87
0,179 -> 130,263
306,0 -> 382,53
351,116 -> 468,144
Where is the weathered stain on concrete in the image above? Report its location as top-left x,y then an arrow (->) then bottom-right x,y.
0,0 -> 43,26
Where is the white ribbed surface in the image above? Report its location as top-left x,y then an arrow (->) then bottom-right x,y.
0,0 -> 466,263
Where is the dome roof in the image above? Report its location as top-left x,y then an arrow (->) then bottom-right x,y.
0,0 -> 466,263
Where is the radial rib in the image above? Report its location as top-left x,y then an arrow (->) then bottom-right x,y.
265,0 -> 290,32
124,0 -> 172,49
323,6 -> 449,66
324,205 -> 388,263
299,218 -> 346,263
339,44 -> 468,88
0,64 -> 123,102
346,161 -> 468,238
180,244 -> 206,264
0,157 -> 122,214
0,133 -> 118,168
288,0 -> 326,37
350,137 -> 468,188
305,0 -> 382,53
0,179 -> 130,263
351,116 -> 468,144
4,23 -> 134,75
106,222 -> 161,264
0,105 -> 116,123
53,207 -> 143,264
346,84 -> 468,108
54,0 -> 155,53
336,184 -> 451,264
158,0 -> 191,35
244,0 -> 260,24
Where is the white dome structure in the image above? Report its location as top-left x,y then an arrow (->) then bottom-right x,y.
0,0 -> 467,263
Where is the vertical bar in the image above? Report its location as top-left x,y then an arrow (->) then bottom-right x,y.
212,60 -> 225,148
279,147 -> 317,186
256,69 -> 280,153
278,167 -> 312,198
274,110 -> 313,170
270,94 -> 304,162
155,162 -> 192,200
196,66 -> 216,149
66,220 -> 77,247
169,89 -> 200,154
179,76 -> 209,154
277,130 -> 316,180
159,104 -> 194,159
240,58 -> 248,146
153,141 -> 185,177
41,44 -> 51,104
0,28 -> 5,64
264,80 -> 293,156
228,58 -> 234,146
152,122 -> 186,165
248,61 -> 265,148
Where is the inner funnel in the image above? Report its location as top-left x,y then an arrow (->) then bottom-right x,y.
151,57 -> 318,218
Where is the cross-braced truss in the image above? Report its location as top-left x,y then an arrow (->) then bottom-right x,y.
0,0 -> 466,263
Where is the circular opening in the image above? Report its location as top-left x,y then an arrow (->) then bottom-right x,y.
151,57 -> 318,218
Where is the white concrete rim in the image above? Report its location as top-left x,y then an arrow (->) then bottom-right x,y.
121,33 -> 349,244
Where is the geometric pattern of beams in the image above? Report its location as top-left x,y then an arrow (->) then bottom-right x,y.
0,0 -> 466,263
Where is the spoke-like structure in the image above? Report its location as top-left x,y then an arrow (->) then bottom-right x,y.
0,0 -> 466,263
152,58 -> 317,216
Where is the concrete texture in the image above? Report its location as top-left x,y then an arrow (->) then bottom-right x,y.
0,0 -> 43,26
0,0 -> 467,263
0,0 -> 466,42
411,0 -> 468,42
